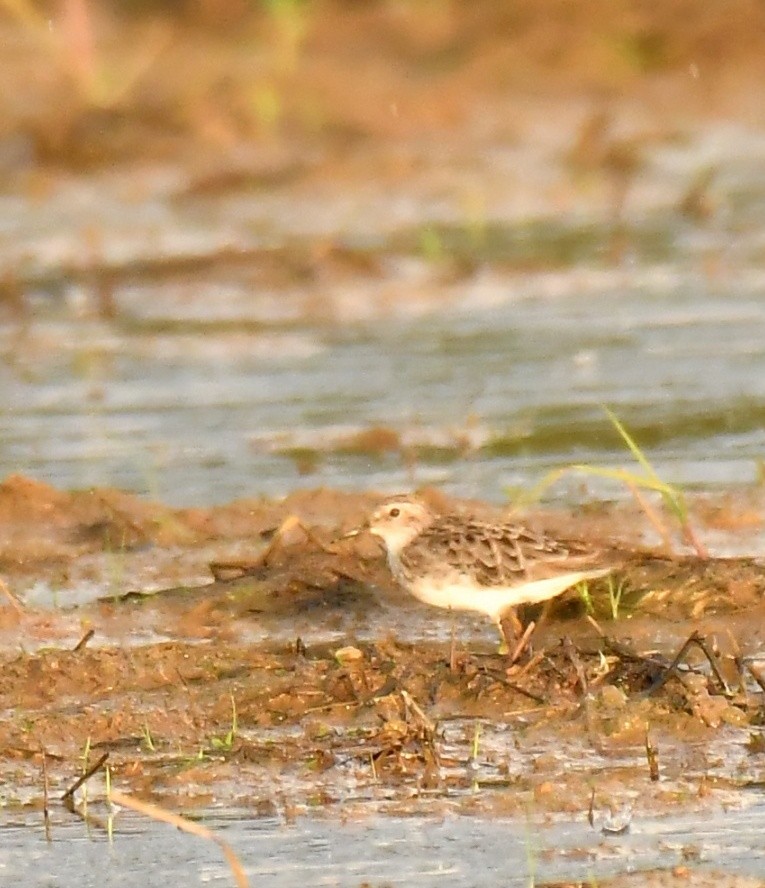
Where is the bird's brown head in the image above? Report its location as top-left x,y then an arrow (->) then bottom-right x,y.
367,498 -> 436,555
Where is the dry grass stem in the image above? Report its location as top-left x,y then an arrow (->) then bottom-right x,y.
109,790 -> 249,888
0,578 -> 25,615
623,479 -> 673,552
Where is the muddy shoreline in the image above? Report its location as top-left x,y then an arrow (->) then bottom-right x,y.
1,473 -> 765,831
3,6 -> 765,878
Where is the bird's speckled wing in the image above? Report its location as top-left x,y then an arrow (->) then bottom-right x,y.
397,516 -> 600,587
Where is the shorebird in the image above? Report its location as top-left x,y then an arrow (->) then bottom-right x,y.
361,497 -> 611,660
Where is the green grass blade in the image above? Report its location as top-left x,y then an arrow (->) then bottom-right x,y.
604,406 -> 660,483
603,407 -> 688,523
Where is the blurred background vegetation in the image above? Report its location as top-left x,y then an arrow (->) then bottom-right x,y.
2,0 -> 765,504
1,0 -> 763,170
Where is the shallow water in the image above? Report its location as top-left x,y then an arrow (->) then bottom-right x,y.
6,267 -> 765,508
5,804 -> 765,887
2,123 -> 765,506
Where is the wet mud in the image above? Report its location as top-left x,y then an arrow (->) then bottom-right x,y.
2,473 -> 765,832
2,6 -> 765,881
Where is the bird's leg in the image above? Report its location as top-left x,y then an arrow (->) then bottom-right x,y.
509,622 -> 537,665
535,598 -> 555,634
498,608 -> 537,664
449,608 -> 458,672
497,608 -> 524,655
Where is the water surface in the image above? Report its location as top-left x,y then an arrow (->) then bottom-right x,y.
5,805 -> 765,887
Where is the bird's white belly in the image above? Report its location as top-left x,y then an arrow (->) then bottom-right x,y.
405,569 -> 610,621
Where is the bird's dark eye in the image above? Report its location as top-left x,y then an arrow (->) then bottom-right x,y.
390,507 -> 400,518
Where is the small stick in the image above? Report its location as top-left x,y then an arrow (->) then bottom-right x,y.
501,679 -> 546,705
401,690 -> 441,770
0,577 -> 25,615
508,621 -> 536,665
602,636 -> 666,669
645,730 -> 659,781
513,650 -> 545,678
585,614 -> 606,637
400,689 -> 436,736
643,633 -> 698,696
725,628 -> 745,693
563,637 -> 588,696
680,521 -> 709,559
210,515 -> 336,579
746,662 -> 765,696
476,659 -> 546,702
449,615 -> 458,673
587,788 -> 596,828
73,628 -> 95,652
109,791 -> 248,888
42,749 -> 51,842
644,630 -> 730,697
61,752 -> 109,811
624,480 -> 673,553
693,633 -> 732,695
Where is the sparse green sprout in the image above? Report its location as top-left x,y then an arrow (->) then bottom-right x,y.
471,722 -> 481,761
607,575 -> 627,621
210,695 -> 238,751
578,566 -> 627,621
576,580 -> 594,615
508,407 -> 706,557
604,408 -> 685,523
419,226 -> 444,262
78,736 -> 92,813
142,723 -> 156,752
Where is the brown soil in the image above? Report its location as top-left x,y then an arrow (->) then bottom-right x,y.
2,473 -> 765,824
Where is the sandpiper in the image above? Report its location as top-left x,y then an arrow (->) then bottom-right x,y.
362,497 -> 612,659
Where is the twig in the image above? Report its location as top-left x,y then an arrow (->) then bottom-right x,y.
602,636 -> 666,668
449,617 -> 458,673
61,751 -> 109,811
501,678 -> 546,705
563,637 -> 588,696
645,730 -> 659,781
680,521 -> 709,559
512,650 -> 546,678
73,628 -> 95,652
400,689 -> 436,735
509,621 -> 536,665
109,790 -> 248,888
693,634 -> 731,695
585,614 -> 606,637
644,630 -> 730,697
624,479 -> 673,554
746,662 -> 765,696
0,577 -> 25,615
210,515 -> 336,580
473,661 -> 546,702
42,749 -> 51,842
